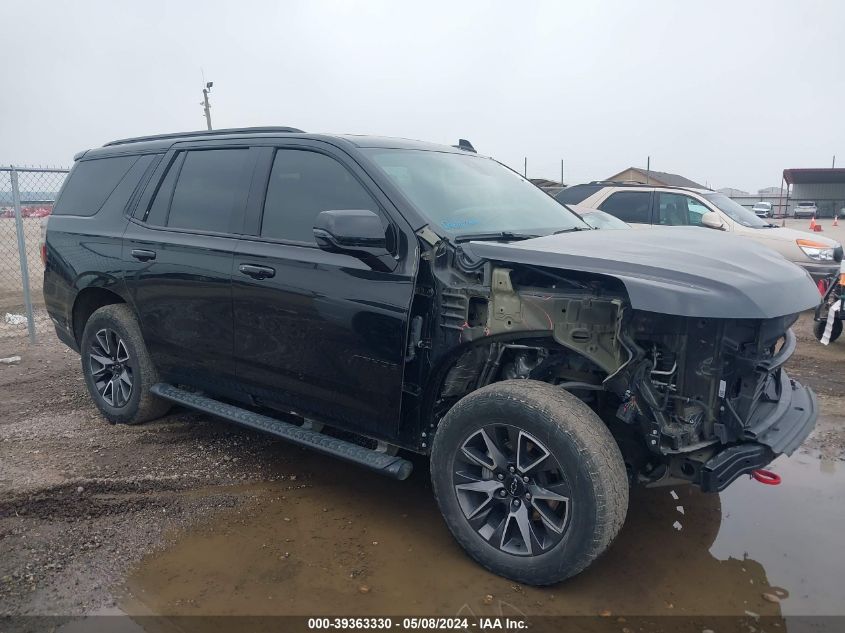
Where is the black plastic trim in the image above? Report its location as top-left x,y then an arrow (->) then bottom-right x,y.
700,443 -> 773,492
744,370 -> 817,455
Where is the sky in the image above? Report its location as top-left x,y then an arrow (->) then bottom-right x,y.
1,0 -> 843,192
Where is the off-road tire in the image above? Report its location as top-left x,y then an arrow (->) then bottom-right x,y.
80,304 -> 171,425
813,318 -> 842,343
430,379 -> 628,585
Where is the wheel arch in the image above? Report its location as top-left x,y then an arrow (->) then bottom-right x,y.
71,286 -> 131,346
421,333 -> 611,439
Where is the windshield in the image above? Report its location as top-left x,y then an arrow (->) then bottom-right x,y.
703,192 -> 770,228
364,149 -> 588,237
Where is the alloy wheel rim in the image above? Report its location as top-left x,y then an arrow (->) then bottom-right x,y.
88,328 -> 133,407
452,424 -> 571,556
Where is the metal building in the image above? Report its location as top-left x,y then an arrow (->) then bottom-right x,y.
783,168 -> 845,218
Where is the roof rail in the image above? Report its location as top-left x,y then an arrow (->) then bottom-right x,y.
103,126 -> 306,147
589,179 -> 647,185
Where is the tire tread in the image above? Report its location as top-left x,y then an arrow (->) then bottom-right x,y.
431,379 -> 628,585
81,304 -> 170,425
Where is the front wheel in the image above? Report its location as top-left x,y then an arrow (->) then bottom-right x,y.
430,380 -> 628,585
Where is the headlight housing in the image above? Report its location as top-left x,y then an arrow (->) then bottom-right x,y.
797,238 -> 835,262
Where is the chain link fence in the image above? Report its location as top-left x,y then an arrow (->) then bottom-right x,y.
0,166 -> 69,342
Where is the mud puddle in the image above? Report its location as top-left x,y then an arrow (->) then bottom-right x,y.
120,449 -> 845,625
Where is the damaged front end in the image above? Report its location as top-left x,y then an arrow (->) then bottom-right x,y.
415,232 -> 818,494
609,310 -> 816,491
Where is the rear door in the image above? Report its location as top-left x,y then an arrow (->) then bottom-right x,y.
597,189 -> 655,226
123,143 -> 259,392
231,142 -> 416,438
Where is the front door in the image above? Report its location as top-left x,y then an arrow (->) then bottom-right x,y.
231,145 -> 416,438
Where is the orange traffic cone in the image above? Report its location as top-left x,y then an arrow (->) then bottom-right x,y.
810,216 -> 817,231
834,215 -> 840,227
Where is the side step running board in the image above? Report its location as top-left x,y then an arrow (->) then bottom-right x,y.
150,383 -> 413,481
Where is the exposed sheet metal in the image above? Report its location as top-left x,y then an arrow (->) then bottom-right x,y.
465,227 -> 820,319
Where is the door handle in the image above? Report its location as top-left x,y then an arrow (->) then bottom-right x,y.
239,264 -> 276,280
131,249 -> 157,262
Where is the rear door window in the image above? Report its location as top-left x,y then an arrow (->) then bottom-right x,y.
598,190 -> 652,224
53,155 -> 139,216
144,149 -> 252,233
260,149 -> 379,243
167,149 -> 252,233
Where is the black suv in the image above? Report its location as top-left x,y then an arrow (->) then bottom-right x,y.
45,127 -> 819,585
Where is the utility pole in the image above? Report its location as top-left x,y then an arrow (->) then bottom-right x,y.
201,81 -> 214,130
523,157 -> 527,178
833,155 -> 836,168
560,159 -> 564,186
646,156 -> 651,184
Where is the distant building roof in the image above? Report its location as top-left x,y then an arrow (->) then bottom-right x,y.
717,187 -> 748,196
529,178 -> 564,188
529,178 -> 565,196
758,186 -> 782,194
783,168 -> 845,185
606,167 -> 706,189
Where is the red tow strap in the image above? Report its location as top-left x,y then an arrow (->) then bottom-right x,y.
751,469 -> 781,485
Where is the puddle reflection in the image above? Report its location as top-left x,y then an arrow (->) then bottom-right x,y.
122,450 -> 845,626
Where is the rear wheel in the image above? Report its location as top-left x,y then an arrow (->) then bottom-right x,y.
80,304 -> 171,425
430,380 -> 628,585
814,318 -> 842,343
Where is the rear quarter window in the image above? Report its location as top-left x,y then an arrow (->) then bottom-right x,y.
53,155 -> 140,216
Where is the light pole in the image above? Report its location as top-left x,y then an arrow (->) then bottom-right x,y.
201,81 -> 213,130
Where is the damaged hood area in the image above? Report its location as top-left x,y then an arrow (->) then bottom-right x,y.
464,227 -> 820,319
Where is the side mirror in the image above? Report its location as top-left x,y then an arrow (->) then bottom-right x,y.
701,211 -> 725,230
313,209 -> 396,272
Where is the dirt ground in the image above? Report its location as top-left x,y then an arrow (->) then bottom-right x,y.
1,313 -> 844,627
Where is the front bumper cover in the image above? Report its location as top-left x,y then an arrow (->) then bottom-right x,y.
801,260 -> 840,284
699,371 -> 816,492
743,369 -> 817,455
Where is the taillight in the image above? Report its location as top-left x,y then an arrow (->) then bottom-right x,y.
40,243 -> 47,266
